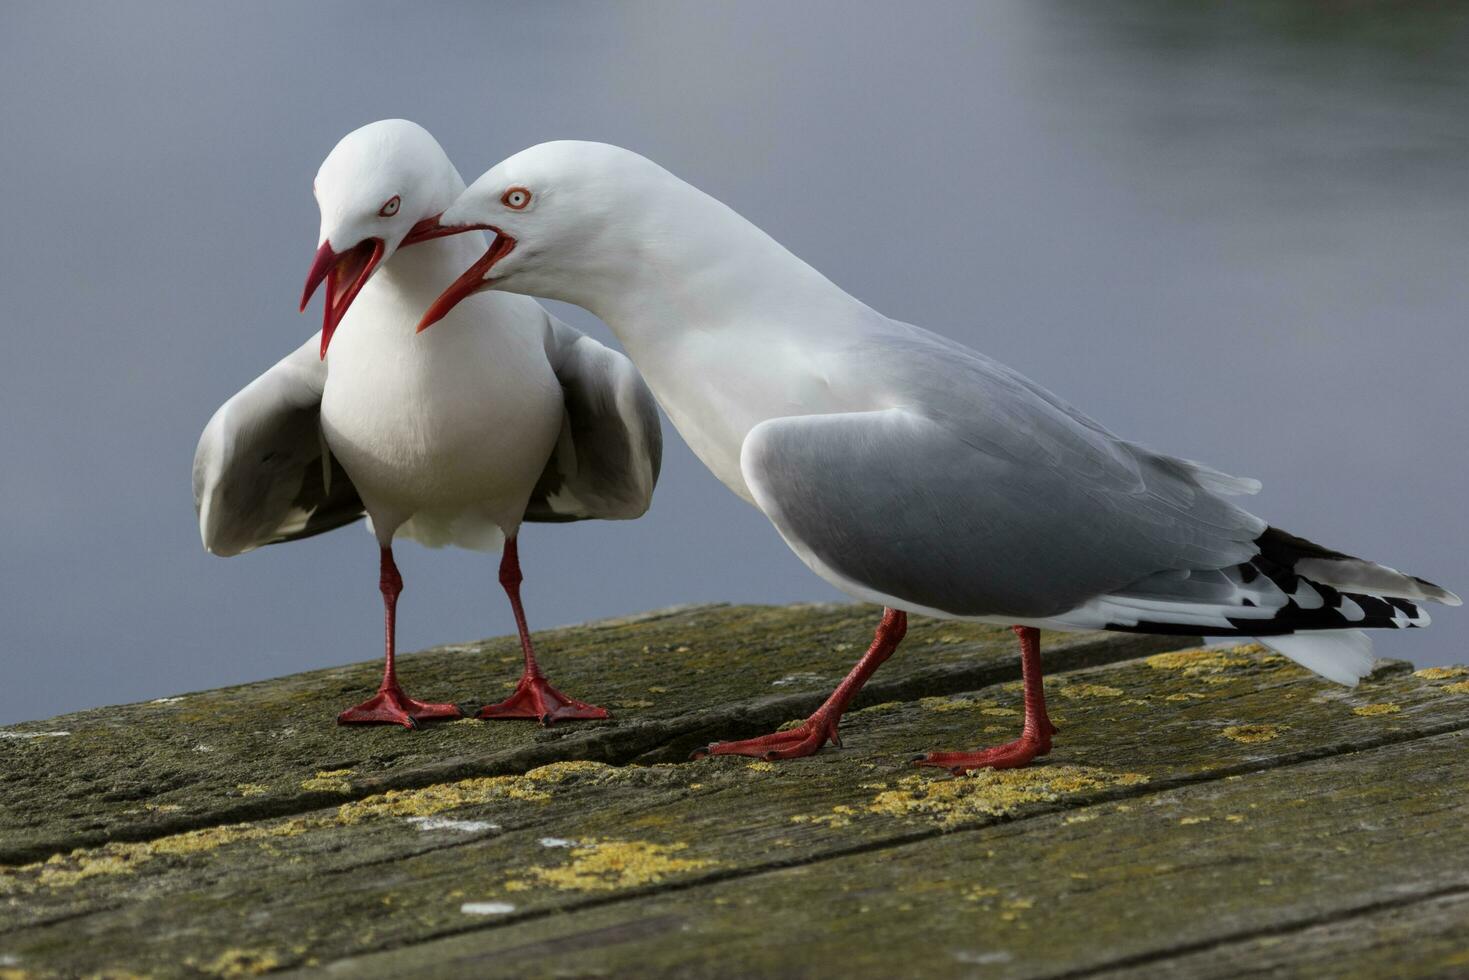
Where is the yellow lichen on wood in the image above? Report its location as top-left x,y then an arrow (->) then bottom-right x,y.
7,816 -> 321,890
523,760 -> 623,782
919,696 -> 991,713
34,850 -> 141,887
336,776 -> 552,821
1221,724 -> 1287,744
147,821 -> 310,857
235,784 -> 270,797
852,701 -> 904,716
191,948 -> 282,978
1145,645 -> 1264,675
503,839 -> 717,893
299,769 -> 354,793
1414,666 -> 1468,681
336,761 -> 625,824
864,766 -> 1148,829
1353,703 -> 1402,717
1000,897 -> 1034,922
789,805 -> 858,829
3,763 -> 644,894
1445,681 -> 1469,696
1057,683 -> 1124,699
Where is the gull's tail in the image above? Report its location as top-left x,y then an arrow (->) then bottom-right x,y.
1248,527 -> 1459,685
1050,527 -> 1458,686
1256,630 -> 1376,687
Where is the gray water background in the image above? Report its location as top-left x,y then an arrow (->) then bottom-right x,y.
2,1 -> 1465,724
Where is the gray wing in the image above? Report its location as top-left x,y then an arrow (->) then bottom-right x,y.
523,316 -> 662,523
740,394 -> 1266,620
193,334 -> 364,556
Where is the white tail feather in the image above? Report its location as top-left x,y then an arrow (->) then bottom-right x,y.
1259,630 -> 1375,687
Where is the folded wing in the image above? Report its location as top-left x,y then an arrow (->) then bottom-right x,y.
193,334 -> 364,556
524,316 -> 662,523
740,406 -> 1265,621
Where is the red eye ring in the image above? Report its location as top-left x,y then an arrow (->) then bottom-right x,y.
378,195 -> 401,217
502,187 -> 531,210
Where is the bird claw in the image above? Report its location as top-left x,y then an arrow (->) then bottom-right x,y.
478,673 -> 610,726
911,732 -> 1052,774
694,716 -> 840,762
337,686 -> 462,729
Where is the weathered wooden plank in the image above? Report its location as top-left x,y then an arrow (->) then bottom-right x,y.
2,646 -> 1465,978
1085,889 -> 1469,980
304,730 -> 1469,980
0,604 -> 1185,864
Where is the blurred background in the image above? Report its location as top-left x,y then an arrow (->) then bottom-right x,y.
2,1 -> 1465,724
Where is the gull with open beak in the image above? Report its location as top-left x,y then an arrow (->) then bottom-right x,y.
193,123 -> 661,728
416,140 -> 1457,771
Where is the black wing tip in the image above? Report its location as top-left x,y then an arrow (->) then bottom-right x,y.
1255,526 -> 1358,566
1256,525 -> 1458,606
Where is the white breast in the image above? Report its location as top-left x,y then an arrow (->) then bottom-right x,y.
320,247 -> 563,547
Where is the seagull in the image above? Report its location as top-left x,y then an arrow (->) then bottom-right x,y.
193,124 -> 661,729
412,140 -> 1458,771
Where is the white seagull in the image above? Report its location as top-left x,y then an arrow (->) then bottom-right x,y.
193,124 -> 661,729
415,140 -> 1458,771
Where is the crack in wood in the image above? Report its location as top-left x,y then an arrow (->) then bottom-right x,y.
1044,882 -> 1469,980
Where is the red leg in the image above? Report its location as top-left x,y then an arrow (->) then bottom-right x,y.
913,625 -> 1055,774
338,546 -> 462,729
478,537 -> 610,725
692,608 -> 908,761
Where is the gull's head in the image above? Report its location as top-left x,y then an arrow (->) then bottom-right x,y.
301,119 -> 463,358
415,141 -> 658,333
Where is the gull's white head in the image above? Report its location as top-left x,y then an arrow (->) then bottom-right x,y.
300,119 -> 463,357
415,141 -> 665,332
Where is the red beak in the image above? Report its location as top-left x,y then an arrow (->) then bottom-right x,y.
415,226 -> 516,334
400,212 -> 466,247
299,238 -> 385,359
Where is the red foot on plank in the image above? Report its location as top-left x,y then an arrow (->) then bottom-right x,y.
337,686 -> 462,729
911,729 -> 1053,775
691,713 -> 840,761
477,673 -> 610,725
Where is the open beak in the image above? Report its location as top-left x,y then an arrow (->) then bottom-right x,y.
299,237 -> 385,359
400,212 -> 466,247
415,222 -> 516,333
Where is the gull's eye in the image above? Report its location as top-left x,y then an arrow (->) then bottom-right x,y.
502,187 -> 531,210
378,195 -> 401,217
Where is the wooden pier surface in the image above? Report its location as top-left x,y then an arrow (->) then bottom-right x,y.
1,603 -> 1466,978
